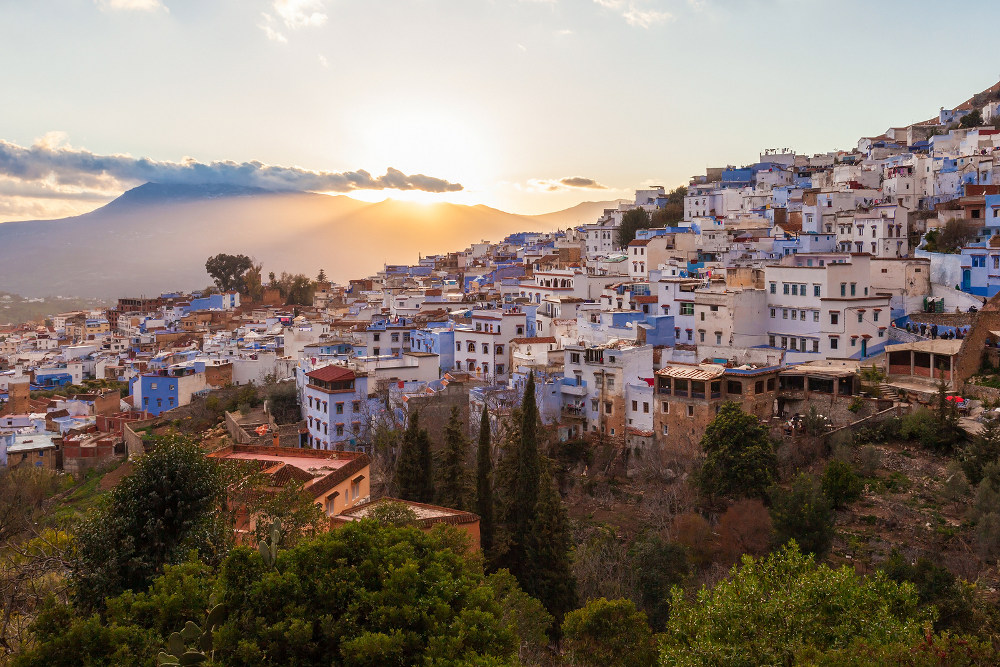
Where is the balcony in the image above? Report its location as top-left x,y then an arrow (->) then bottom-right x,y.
561,405 -> 587,419
560,377 -> 588,396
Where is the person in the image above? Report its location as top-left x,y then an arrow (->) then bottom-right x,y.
931,324 -> 938,339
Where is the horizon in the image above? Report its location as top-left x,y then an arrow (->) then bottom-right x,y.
3,0 -> 1000,222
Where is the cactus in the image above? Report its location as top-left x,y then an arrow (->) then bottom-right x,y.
156,601 -> 226,666
257,517 -> 281,568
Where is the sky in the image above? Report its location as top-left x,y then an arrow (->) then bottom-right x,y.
1,0 -> 1000,221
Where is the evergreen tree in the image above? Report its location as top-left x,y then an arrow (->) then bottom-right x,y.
397,411 -> 433,502
490,409 -> 522,571
698,401 -> 776,500
615,208 -> 651,248
436,406 -> 469,509
316,268 -> 327,282
476,405 -> 495,554
514,373 -> 540,571
418,419 -> 434,503
524,464 -> 578,627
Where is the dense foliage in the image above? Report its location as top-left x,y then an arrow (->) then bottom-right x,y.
73,436 -> 230,611
659,542 -> 929,666
698,402 -> 776,500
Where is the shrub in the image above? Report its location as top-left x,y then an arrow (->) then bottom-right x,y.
822,460 -> 863,509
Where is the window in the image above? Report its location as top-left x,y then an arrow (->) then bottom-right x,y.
858,312 -> 864,323
812,340 -> 819,353
150,382 -> 157,390
604,402 -> 612,414
496,344 -> 504,355
482,362 -> 489,375
769,335 -> 776,347
830,312 -> 839,325
456,341 -> 461,351
755,380 -> 764,394
591,399 -> 598,411
391,333 -> 399,343
687,405 -> 694,417
727,380 -> 742,394
632,400 -> 638,411
661,402 -> 669,413
373,347 -> 380,356
770,308 -> 776,318
840,282 -> 846,296
699,331 -> 705,342
850,283 -> 856,296
830,336 -> 839,350
680,302 -> 694,316
336,403 -> 344,414
496,364 -> 505,375
851,337 -> 856,347
570,352 -> 580,364
769,282 -> 776,294
791,284 -> 798,296
791,310 -> 798,320
782,309 -> 788,319
607,376 -> 615,390
643,402 -> 649,413
783,283 -> 790,294
700,312 -> 705,321
662,424 -> 669,435
373,333 -> 380,342
352,400 -> 360,412
336,424 -> 345,436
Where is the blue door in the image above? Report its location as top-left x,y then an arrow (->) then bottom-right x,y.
962,269 -> 972,292
861,338 -> 867,358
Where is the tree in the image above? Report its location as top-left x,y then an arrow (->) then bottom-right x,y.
523,465 -> 577,626
627,533 -> 690,629
881,550 -> 977,634
395,411 -> 433,503
659,542 -> 930,666
14,559 -> 216,667
962,411 -> 1000,485
72,436 -> 229,611
960,109 -> 984,128
476,406 -> 495,555
316,268 -> 327,283
714,499 -> 773,565
615,207 -> 651,249
561,598 -> 657,667
435,406 -> 469,510
204,253 -> 253,293
821,459 -> 863,509
650,186 -> 688,228
210,521 -> 521,665
698,402 -> 776,500
513,373 -> 540,571
769,473 -> 834,557
274,272 -> 316,306
242,261 -> 264,302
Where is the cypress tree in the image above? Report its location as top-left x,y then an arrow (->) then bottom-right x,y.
396,410 -> 431,502
525,463 -> 578,627
514,373 -> 540,553
476,405 -> 494,554
436,406 -> 469,509
417,419 -> 435,504
490,408 -> 522,572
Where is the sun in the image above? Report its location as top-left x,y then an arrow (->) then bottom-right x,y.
338,103 -> 495,205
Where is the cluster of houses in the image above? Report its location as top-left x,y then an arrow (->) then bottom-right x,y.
5,100 -> 1000,477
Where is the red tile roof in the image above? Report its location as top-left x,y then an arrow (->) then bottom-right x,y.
306,365 -> 356,383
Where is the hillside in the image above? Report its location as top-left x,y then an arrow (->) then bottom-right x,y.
0,183 -> 586,298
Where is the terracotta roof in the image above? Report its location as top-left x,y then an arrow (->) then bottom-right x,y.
511,337 -> 557,344
632,295 -> 658,303
306,365 -> 356,383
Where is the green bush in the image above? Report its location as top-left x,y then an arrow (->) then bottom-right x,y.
821,460 -> 863,509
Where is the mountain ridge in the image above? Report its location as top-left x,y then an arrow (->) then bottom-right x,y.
0,183 -> 615,298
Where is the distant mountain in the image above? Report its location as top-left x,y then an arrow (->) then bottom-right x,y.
0,183 -> 596,298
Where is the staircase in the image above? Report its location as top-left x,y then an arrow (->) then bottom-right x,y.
878,383 -> 902,402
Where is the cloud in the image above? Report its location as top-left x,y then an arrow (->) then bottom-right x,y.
258,13 -> 287,42
318,54 -> 329,67
273,0 -> 327,28
559,177 -> 607,189
526,176 -> 608,192
0,135 -> 464,198
594,0 -> 671,27
96,0 -> 167,12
